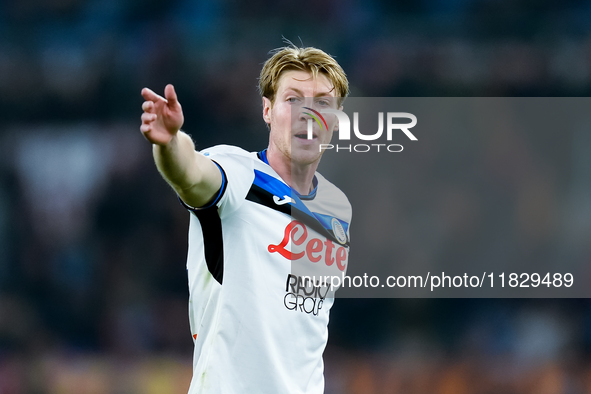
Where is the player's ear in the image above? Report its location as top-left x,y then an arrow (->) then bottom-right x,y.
262,97 -> 272,125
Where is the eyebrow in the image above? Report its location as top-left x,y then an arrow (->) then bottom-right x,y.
283,87 -> 335,97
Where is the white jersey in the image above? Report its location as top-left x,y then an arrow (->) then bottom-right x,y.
182,145 -> 351,394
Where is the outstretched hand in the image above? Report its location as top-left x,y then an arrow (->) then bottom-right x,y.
140,84 -> 184,145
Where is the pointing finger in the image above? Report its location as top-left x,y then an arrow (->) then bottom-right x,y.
141,87 -> 167,103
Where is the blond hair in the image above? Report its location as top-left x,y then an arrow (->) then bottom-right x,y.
259,45 -> 349,107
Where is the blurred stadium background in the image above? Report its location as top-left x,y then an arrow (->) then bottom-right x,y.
1,0 -> 591,392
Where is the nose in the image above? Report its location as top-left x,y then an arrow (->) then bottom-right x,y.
299,108 -> 313,122
301,106 -> 328,131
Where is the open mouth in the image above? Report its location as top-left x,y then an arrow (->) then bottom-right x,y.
294,133 -> 317,140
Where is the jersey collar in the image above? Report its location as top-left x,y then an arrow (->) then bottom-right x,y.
257,149 -> 317,200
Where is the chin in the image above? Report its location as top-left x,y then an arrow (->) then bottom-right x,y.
290,149 -> 322,167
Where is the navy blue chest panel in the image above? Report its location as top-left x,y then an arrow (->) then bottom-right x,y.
245,169 -> 350,248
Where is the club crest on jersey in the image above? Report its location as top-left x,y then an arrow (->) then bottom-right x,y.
331,218 -> 347,245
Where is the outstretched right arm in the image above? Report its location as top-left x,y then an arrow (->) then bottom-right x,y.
141,85 -> 222,208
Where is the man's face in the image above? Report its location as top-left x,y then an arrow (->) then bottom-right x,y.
263,70 -> 340,166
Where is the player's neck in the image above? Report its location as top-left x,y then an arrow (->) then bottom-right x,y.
267,147 -> 318,195
289,164 -> 317,195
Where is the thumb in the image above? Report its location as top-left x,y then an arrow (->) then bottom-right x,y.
164,84 -> 179,106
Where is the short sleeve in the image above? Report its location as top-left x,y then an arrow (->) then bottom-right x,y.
198,145 -> 255,217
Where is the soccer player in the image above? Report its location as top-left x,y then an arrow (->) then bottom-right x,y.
140,45 -> 351,393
